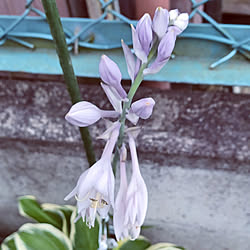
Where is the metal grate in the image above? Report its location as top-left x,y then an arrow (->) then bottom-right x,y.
0,0 -> 249,85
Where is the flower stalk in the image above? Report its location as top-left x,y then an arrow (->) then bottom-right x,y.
112,41 -> 158,171
41,0 -> 96,166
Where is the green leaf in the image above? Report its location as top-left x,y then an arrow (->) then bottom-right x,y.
146,243 -> 185,250
70,209 -> 99,250
13,223 -> 72,250
42,203 -> 74,236
18,195 -> 62,229
1,233 -> 17,250
115,236 -> 151,250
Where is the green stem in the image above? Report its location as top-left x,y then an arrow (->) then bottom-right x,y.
41,0 -> 96,166
112,42 -> 158,172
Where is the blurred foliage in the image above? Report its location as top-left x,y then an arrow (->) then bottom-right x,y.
1,196 -> 185,250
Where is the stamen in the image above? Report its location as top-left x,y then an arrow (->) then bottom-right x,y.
74,191 -> 90,202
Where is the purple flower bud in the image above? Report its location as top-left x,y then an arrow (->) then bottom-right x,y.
99,55 -> 127,99
65,101 -> 119,127
131,13 -> 153,63
123,132 -> 148,240
152,7 -> 169,39
131,97 -> 155,120
131,24 -> 148,63
143,26 -> 177,75
113,144 -> 129,241
169,9 -> 189,35
136,13 -> 153,55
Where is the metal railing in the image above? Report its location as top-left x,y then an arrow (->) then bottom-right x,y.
0,0 -> 249,70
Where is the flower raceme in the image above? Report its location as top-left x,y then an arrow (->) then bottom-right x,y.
64,6 -> 188,242
127,7 -> 189,76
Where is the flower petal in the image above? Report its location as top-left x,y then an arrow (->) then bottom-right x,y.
131,97 -> 155,120
131,24 -> 148,63
152,7 -> 169,39
64,169 -> 89,200
121,40 -> 136,82
143,27 -> 177,75
169,9 -> 189,35
100,83 -> 122,113
126,111 -> 139,125
136,13 -> 153,55
65,101 -> 102,127
169,9 -> 179,22
174,13 -> 189,35
99,55 -> 127,99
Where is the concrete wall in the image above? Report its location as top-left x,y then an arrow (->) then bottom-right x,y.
0,79 -> 250,250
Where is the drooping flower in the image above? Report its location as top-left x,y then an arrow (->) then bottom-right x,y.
99,55 -> 127,99
169,9 -> 189,35
113,144 -> 129,241
65,101 -> 120,127
64,122 -> 120,228
152,7 -> 169,39
131,13 -> 153,63
123,130 -> 148,240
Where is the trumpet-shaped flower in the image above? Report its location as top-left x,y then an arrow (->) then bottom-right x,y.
113,144 -> 129,241
64,122 -> 120,228
65,101 -> 119,127
99,55 -> 127,99
123,131 -> 148,240
152,7 -> 169,39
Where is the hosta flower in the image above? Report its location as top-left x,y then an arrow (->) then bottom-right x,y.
152,7 -> 169,39
64,122 -> 120,228
65,101 -> 119,127
123,131 -> 148,240
143,26 -> 178,75
131,13 -> 153,63
131,97 -> 155,119
113,144 -> 129,241
126,97 -> 155,125
169,9 -> 189,35
99,55 -> 127,99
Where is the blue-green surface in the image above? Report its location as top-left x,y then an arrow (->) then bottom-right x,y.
0,16 -> 250,86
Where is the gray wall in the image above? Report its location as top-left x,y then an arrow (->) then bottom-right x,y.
0,79 -> 250,250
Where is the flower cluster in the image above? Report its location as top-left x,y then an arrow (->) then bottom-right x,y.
64,7 -> 188,241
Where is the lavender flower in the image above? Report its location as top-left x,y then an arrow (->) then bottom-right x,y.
99,55 -> 127,99
143,26 -> 177,75
131,13 -> 153,63
152,7 -> 169,39
169,9 -> 189,35
123,130 -> 148,240
64,122 -> 120,228
131,97 -> 155,120
65,101 -> 119,127
113,144 -> 129,240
